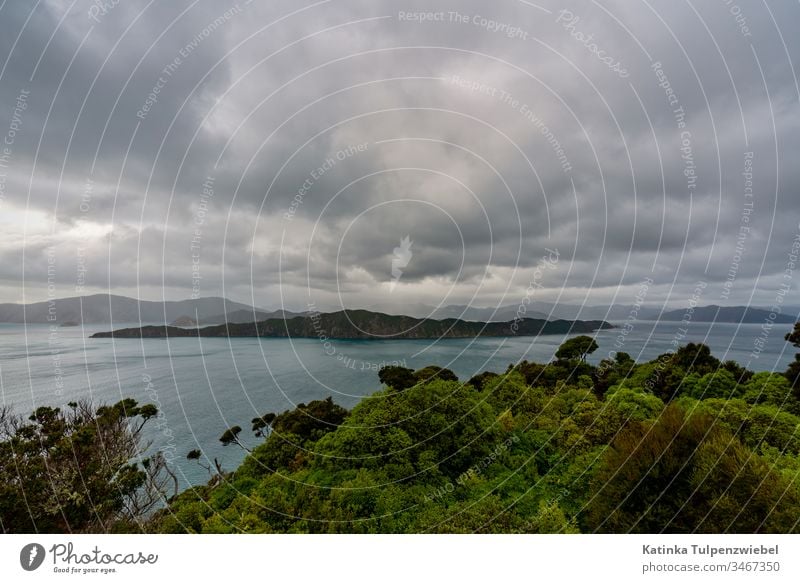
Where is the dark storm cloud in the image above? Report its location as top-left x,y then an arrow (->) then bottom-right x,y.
0,0 -> 798,311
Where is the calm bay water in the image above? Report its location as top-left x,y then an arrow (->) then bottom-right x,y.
0,320 -> 796,488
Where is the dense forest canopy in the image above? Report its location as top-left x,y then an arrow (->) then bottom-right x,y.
4,327 -> 800,533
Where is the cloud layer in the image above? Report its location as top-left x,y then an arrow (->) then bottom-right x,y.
0,0 -> 798,315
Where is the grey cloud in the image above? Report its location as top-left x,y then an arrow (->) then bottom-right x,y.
0,0 -> 798,311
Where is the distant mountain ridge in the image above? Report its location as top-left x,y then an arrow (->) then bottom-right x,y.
199,308 -> 309,325
428,304 -> 550,322
3,294 -> 795,327
373,301 -> 800,323
660,305 -> 797,324
369,301 -> 665,321
91,310 -> 614,340
0,294 -> 259,324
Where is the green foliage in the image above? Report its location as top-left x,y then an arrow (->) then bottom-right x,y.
742,372 -> 792,407
251,412 -> 276,438
269,397 -> 348,440
467,371 -> 498,390
783,323 -> 800,400
683,369 -> 742,400
0,399 -> 172,533
510,359 -> 593,390
412,365 -> 458,384
593,351 -> 636,396
378,365 -> 416,390
583,403 -> 800,533
219,426 -> 243,447
317,379 -> 498,479
786,355 -> 800,396
511,360 -> 546,386
641,343 -> 725,402
786,322 -> 800,348
145,352 -> 800,534
685,397 -> 800,455
671,343 -> 720,375
555,335 -> 599,362
605,385 -> 664,421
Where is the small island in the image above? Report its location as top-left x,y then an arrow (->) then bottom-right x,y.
91,309 -> 613,340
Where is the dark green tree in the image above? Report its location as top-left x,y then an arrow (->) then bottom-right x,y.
593,352 -> 636,396
467,371 -> 498,390
413,365 -> 458,384
269,396 -> 348,440
378,365 -> 416,390
219,426 -> 245,450
785,323 -> 800,395
251,413 -> 276,438
671,343 -> 719,376
786,322 -> 800,347
510,360 -> 546,386
186,449 -> 220,479
555,335 -> 599,362
786,356 -> 800,395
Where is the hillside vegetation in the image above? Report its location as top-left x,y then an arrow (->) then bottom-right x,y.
151,325 -> 800,534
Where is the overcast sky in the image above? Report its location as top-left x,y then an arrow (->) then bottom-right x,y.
0,0 -> 798,313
